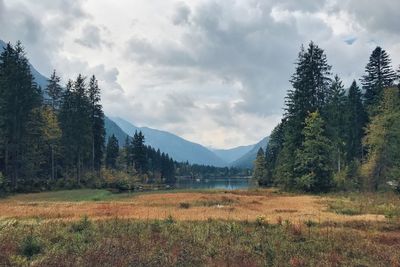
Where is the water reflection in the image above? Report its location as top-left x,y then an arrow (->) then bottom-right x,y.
175,177 -> 254,190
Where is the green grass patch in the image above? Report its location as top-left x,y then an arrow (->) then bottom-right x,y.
4,189 -> 133,202
326,192 -> 400,218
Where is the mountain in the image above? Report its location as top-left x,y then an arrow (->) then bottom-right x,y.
231,136 -> 269,168
105,117 -> 130,146
211,145 -> 254,164
110,117 -> 227,167
0,39 -> 49,89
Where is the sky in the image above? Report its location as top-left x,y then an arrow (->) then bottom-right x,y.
1,0 -> 399,149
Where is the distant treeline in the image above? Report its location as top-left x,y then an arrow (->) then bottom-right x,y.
0,41 -> 241,193
254,42 -> 400,193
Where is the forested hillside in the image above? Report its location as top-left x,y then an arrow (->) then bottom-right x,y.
254,42 -> 400,193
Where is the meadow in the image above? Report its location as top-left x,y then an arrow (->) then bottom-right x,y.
0,189 -> 400,266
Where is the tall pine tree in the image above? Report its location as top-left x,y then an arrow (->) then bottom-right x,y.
88,75 -> 105,172
132,131 -> 147,174
0,42 -> 42,189
105,135 -> 119,169
324,75 -> 347,173
361,46 -> 396,115
345,81 -> 367,162
277,42 -> 332,189
45,70 -> 63,111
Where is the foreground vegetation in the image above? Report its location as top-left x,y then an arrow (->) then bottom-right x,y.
0,189 -> 399,266
1,214 -> 400,266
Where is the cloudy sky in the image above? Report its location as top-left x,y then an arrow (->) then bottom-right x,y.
1,0 -> 399,149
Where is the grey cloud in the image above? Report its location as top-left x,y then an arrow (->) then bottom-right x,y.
75,24 -> 112,49
0,0 -> 88,75
4,0 -> 400,148
172,2 -> 191,25
126,0 -> 304,115
340,0 -> 400,35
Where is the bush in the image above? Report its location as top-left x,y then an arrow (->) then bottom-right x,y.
101,169 -> 138,191
179,202 -> 190,209
20,235 -> 42,259
71,216 -> 92,233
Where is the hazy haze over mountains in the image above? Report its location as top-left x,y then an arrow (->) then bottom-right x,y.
110,117 -> 227,167
107,117 -> 268,167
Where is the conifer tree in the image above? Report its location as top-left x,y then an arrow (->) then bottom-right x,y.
124,135 -> 133,171
264,121 -> 286,186
88,75 -> 105,172
105,135 -> 119,169
132,131 -> 147,173
361,47 -> 396,115
324,75 -> 347,172
295,111 -> 333,192
277,42 -> 332,189
59,75 -> 91,183
45,70 -> 63,111
0,42 -> 42,188
345,81 -> 367,162
253,148 -> 267,185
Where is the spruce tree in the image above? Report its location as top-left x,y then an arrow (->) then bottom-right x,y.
59,75 -> 91,183
88,75 -> 105,172
278,42 -> 332,189
324,75 -> 347,172
132,131 -> 147,174
45,70 -> 63,111
105,135 -> 119,169
361,47 -> 396,115
264,121 -> 286,186
123,135 -> 133,172
253,148 -> 267,185
345,81 -> 367,162
0,42 -> 42,188
295,111 -> 333,192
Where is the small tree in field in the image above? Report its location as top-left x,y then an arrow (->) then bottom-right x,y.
253,148 -> 268,185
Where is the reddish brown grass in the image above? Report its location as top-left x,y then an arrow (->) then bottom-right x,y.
0,190 -> 386,222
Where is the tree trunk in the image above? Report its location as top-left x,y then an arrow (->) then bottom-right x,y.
51,144 -> 55,181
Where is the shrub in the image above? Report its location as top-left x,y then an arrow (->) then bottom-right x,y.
20,235 -> 42,259
256,215 -> 267,227
71,215 -> 92,233
164,215 -> 175,225
179,202 -> 190,209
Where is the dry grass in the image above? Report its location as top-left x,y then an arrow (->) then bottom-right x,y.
0,189 -> 386,223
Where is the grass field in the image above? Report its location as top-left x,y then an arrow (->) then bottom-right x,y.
0,189 -> 399,266
0,189 -> 388,222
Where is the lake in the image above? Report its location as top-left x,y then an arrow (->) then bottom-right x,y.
175,177 -> 254,190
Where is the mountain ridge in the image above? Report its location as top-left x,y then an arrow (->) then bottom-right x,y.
230,136 -> 269,168
110,117 -> 228,167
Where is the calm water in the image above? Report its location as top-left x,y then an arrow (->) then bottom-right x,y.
175,177 -> 254,190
